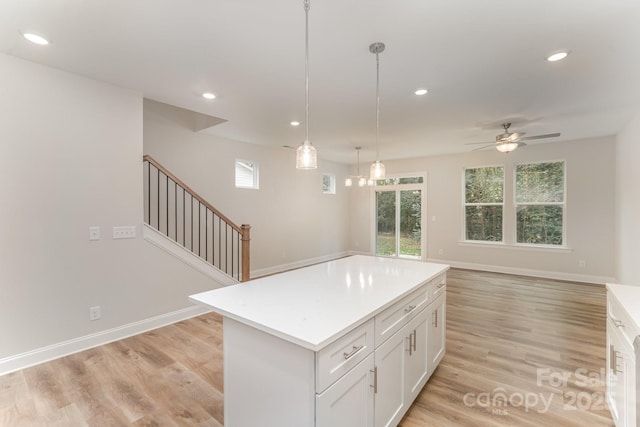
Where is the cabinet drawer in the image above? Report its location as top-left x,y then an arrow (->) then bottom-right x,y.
608,292 -> 640,346
316,319 -> 375,393
429,274 -> 446,299
374,284 -> 428,348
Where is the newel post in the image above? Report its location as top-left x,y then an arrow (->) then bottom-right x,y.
241,224 -> 251,282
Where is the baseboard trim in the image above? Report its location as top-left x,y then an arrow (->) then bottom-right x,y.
427,257 -> 614,284
251,251 -> 353,278
0,304 -> 211,376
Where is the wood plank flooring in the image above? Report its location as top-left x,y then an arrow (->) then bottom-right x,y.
0,268 -> 615,426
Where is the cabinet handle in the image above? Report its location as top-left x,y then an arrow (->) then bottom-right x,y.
404,305 -> 417,314
437,282 -> 446,289
614,319 -> 624,328
343,345 -> 364,360
433,309 -> 438,328
412,329 -> 417,352
370,366 -> 378,394
406,335 -> 413,356
614,351 -> 624,374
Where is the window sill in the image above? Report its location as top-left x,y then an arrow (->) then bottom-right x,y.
457,240 -> 573,254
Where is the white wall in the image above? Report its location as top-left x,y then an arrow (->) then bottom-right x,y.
615,111 -> 640,285
349,137 -> 617,283
0,54 -> 221,368
143,100 -> 351,275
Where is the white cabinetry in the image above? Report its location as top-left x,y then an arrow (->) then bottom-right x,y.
189,256 -> 449,427
428,291 -> 446,376
607,286 -> 638,427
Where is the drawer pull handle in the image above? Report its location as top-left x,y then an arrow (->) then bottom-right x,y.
343,345 -> 364,360
433,308 -> 438,328
614,319 -> 624,328
404,305 -> 417,314
437,282 -> 446,289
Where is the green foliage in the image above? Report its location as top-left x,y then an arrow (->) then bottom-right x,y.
516,162 -> 564,203
376,189 -> 422,257
465,167 -> 504,241
465,167 -> 504,203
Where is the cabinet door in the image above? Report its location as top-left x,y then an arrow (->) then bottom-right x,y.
316,353 -> 375,427
427,292 -> 446,377
607,318 -> 634,427
374,322 -> 408,427
405,307 -> 429,404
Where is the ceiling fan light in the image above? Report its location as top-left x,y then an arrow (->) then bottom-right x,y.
296,141 -> 317,169
496,142 -> 518,153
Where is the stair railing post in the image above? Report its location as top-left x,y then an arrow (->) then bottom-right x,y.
241,224 -> 251,282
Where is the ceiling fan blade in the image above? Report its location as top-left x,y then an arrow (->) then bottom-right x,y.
519,133 -> 560,141
471,144 -> 494,151
464,141 -> 494,145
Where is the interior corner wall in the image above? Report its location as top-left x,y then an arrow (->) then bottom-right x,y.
615,111 -> 640,285
0,53 -> 221,364
349,137 -> 617,283
143,101 -> 351,274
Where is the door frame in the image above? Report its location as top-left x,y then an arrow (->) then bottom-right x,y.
370,172 -> 427,261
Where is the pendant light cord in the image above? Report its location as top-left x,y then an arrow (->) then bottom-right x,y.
304,0 -> 310,145
375,51 -> 380,161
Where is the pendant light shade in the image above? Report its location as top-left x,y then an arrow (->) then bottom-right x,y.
345,146 -> 369,187
369,42 -> 386,181
295,0 -> 317,169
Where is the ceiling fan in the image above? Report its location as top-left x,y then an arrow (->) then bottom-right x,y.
466,123 -> 561,153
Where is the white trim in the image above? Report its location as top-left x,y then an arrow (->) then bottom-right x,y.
0,305 -> 211,376
457,240 -> 573,253
251,251 -> 352,278
427,257 -> 613,285
143,223 -> 238,286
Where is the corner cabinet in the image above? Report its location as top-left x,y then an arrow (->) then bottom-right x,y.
189,256 -> 449,427
607,284 -> 638,427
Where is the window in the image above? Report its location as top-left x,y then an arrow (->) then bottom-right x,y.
464,166 -> 504,242
515,161 -> 564,245
322,173 -> 336,194
235,159 -> 259,189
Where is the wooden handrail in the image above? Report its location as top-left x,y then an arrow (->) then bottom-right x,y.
143,155 -> 243,234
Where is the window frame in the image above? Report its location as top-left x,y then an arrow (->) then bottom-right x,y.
462,165 -> 505,243
513,160 -> 566,248
322,173 -> 336,194
235,159 -> 259,190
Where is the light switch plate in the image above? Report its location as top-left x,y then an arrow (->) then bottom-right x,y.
89,226 -> 101,241
113,226 -> 136,239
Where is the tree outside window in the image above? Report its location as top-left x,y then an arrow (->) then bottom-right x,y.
464,166 -> 504,242
515,161 -> 565,245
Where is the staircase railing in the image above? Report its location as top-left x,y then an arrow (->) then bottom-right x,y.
143,155 -> 250,282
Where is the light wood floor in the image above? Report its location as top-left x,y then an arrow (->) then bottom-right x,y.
0,269 -> 615,426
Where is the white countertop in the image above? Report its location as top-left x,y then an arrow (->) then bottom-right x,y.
607,283 -> 640,332
189,255 -> 449,351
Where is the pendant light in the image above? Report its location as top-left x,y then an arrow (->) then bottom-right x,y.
296,0 -> 317,169
345,147 -> 368,187
369,42 -> 386,181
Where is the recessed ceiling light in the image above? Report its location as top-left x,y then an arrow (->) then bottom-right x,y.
23,32 -> 49,45
414,89 -> 428,96
290,121 -> 300,126
202,92 -> 216,100
547,51 -> 570,62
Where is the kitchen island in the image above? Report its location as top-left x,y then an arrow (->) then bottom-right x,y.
190,255 -> 449,427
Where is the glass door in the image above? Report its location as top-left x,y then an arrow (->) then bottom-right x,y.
375,186 -> 423,259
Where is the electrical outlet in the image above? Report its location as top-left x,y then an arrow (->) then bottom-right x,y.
89,306 -> 101,321
579,259 -> 586,268
438,249 -> 443,255
113,226 -> 136,239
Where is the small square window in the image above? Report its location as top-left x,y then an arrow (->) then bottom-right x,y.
322,173 -> 336,194
235,159 -> 259,189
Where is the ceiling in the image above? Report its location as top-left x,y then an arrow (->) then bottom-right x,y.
2,0 -> 640,164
